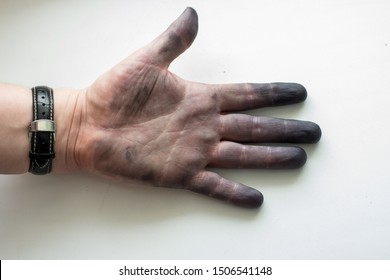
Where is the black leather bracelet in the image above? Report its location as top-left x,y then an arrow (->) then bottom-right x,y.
28,86 -> 55,175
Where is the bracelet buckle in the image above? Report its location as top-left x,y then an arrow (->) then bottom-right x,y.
29,120 -> 56,141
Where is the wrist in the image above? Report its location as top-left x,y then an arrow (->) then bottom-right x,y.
52,87 -> 87,173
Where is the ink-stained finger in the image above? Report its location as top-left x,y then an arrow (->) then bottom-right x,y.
220,114 -> 322,143
209,141 -> 307,169
187,171 -> 263,208
142,7 -> 198,67
214,82 -> 307,112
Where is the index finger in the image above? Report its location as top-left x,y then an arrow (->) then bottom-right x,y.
213,82 -> 307,112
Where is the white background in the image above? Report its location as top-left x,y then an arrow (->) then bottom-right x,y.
2,260 -> 390,280
0,0 -> 389,259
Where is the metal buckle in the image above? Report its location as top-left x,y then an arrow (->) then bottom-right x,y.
28,120 -> 56,141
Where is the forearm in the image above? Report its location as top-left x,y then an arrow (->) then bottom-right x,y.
0,83 -> 31,173
0,83 -> 83,174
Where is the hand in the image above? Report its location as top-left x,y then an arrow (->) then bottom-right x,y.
60,7 -> 321,208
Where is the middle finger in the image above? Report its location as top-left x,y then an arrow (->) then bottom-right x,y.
220,114 -> 321,143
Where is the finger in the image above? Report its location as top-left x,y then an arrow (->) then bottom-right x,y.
220,114 -> 322,143
187,171 -> 263,208
209,141 -> 307,169
141,7 -> 198,67
213,82 -> 307,112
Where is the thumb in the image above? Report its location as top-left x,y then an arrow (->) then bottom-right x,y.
141,7 -> 199,67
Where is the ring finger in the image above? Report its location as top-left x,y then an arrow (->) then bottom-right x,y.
209,141 -> 307,169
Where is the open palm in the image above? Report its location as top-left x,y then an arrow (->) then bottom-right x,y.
75,8 -> 321,208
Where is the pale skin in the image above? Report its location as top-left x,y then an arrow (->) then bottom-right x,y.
0,8 -> 321,208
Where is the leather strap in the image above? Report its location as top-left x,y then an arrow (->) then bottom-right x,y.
29,86 -> 55,175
